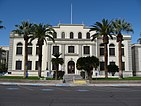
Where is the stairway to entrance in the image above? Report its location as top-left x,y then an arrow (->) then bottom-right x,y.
63,74 -> 82,83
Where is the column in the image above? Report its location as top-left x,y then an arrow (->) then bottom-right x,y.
79,44 -> 82,57
8,35 -> 14,71
47,44 -> 51,71
61,44 -> 65,72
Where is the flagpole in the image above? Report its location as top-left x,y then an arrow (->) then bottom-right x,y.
71,3 -> 72,24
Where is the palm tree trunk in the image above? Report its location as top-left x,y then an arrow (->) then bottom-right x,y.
23,40 -> 28,78
38,44 -> 42,78
118,41 -> 123,79
87,70 -> 92,80
104,43 -> 108,78
55,64 -> 58,80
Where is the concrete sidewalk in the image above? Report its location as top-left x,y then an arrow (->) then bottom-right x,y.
1,79 -> 141,86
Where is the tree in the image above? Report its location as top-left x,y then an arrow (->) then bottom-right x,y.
89,19 -> 113,78
112,19 -> 133,79
51,53 -> 64,80
76,56 -> 99,80
13,21 -> 34,78
30,23 -> 55,78
137,38 -> 141,44
0,48 -> 7,73
137,33 -> 141,44
0,20 -> 5,29
107,64 -> 119,76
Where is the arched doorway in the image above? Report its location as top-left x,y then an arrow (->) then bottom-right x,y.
68,61 -> 75,74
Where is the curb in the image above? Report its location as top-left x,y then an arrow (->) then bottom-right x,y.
1,82 -> 141,87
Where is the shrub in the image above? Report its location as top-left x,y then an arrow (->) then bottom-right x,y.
107,64 -> 119,76
0,63 -> 7,73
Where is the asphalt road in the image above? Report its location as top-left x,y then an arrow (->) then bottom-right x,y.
0,85 -> 141,106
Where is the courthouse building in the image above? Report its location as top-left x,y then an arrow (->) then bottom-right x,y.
8,24 -> 133,77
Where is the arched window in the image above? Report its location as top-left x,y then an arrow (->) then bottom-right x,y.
61,32 -> 65,38
70,32 -> 74,39
53,32 -> 57,38
78,32 -> 82,39
100,43 -> 104,56
86,32 -> 90,39
109,43 -> 115,56
16,42 -> 23,55
27,43 -> 32,55
121,44 -> 124,56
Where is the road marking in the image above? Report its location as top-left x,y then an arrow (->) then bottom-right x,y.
76,89 -> 89,92
7,88 -> 19,90
17,85 -> 33,91
41,89 -> 54,91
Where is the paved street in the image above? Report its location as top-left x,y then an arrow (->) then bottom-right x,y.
0,85 -> 141,106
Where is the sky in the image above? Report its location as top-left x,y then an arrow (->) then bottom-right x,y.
0,0 -> 141,46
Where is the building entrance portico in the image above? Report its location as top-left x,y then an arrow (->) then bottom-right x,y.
68,61 -> 75,74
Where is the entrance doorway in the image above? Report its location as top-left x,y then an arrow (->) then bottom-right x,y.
68,61 -> 75,74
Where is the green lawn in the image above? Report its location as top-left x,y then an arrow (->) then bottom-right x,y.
0,76 -> 40,80
0,76 -> 57,80
0,76 -> 141,80
93,77 -> 141,80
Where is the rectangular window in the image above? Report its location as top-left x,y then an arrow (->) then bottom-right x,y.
84,46 -> 90,54
27,47 -> 32,55
53,46 -> 59,54
109,48 -> 115,56
16,47 -> 22,55
68,46 -> 74,53
35,61 -> 39,70
122,48 -> 124,56
122,62 -> 125,70
27,61 -> 32,70
110,62 -> 115,65
100,48 -> 104,56
36,47 -> 39,55
16,61 -> 22,70
100,62 -> 104,70
52,63 -> 56,70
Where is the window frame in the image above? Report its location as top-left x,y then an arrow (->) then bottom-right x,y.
68,46 -> 74,53
70,32 -> 74,39
16,42 -> 23,55
16,60 -> 22,70
53,46 -> 59,54
78,32 -> 82,39
84,46 -> 90,54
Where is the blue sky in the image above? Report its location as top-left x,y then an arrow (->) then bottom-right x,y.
0,0 -> 141,46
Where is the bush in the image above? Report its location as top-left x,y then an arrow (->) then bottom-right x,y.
107,64 -> 119,76
0,63 -> 8,73
53,71 -> 65,79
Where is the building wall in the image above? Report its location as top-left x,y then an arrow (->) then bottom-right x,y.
132,44 -> 141,76
8,24 -> 133,77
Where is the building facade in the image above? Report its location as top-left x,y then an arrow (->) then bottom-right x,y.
8,24 -> 133,77
132,44 -> 141,76
0,46 -> 9,67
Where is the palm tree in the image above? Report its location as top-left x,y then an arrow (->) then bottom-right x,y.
51,53 -> 64,80
137,38 -> 141,44
13,21 -> 34,78
112,19 -> 133,79
89,19 -> 113,78
0,20 -> 5,29
137,33 -> 141,44
30,23 -> 55,78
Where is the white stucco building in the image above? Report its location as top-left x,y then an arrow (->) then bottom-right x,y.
132,44 -> 141,76
8,24 -> 133,77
